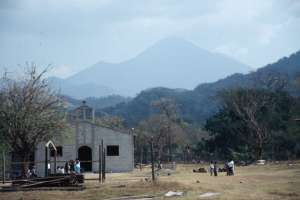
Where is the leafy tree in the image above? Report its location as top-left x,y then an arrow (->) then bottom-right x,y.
0,66 -> 66,176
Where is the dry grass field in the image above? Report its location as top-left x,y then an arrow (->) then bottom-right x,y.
0,162 -> 300,200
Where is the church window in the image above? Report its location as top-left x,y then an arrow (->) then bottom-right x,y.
50,146 -> 63,157
107,145 -> 119,156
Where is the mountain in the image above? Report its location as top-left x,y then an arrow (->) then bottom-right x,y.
60,95 -> 131,110
100,50 -> 300,126
66,37 -> 251,96
48,77 -> 114,99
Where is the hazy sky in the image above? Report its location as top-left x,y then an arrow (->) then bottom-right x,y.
0,0 -> 300,78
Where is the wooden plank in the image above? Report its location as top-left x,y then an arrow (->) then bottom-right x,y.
20,177 -> 68,188
0,185 -> 85,192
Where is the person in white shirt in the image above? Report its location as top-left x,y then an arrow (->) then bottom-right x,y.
228,160 -> 235,176
209,161 -> 214,176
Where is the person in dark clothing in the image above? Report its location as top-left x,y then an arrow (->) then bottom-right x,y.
225,162 -> 230,176
64,161 -> 69,174
213,161 -> 218,176
69,160 -> 75,173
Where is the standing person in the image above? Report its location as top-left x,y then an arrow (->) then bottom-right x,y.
158,160 -> 162,170
213,161 -> 218,176
64,161 -> 69,174
69,160 -> 75,173
75,160 -> 81,174
76,158 -> 81,170
47,163 -> 51,175
31,165 -> 37,177
228,160 -> 235,176
225,161 -> 230,176
209,161 -> 214,176
26,168 -> 32,178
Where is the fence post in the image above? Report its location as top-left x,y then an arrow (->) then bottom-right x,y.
140,148 -> 143,171
45,146 -> 48,177
54,150 -> 57,174
99,144 -> 102,183
2,151 -> 5,184
102,149 -> 106,182
150,137 -> 155,182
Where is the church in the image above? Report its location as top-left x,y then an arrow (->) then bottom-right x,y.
34,101 -> 134,176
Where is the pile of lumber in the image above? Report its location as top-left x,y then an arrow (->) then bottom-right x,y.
1,174 -> 84,191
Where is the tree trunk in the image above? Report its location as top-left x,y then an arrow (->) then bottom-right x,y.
168,134 -> 172,162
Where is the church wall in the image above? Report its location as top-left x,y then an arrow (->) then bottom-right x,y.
34,121 -> 134,176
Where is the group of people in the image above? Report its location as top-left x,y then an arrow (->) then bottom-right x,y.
26,165 -> 38,178
64,159 -> 81,174
209,160 -> 235,176
209,161 -> 218,176
47,159 -> 81,175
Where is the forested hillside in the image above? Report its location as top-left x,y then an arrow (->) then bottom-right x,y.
100,50 -> 300,127
62,95 -> 131,110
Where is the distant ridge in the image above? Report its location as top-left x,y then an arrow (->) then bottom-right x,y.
64,37 -> 251,97
101,50 -> 300,126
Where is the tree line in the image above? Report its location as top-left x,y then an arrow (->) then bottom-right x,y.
133,81 -> 300,163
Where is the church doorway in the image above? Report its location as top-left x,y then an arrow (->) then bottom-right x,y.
78,146 -> 92,172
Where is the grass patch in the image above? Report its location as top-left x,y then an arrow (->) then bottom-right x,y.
1,162 -> 300,200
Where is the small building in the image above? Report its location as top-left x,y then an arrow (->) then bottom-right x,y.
34,101 -> 134,176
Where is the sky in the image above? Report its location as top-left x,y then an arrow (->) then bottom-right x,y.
0,0 -> 300,78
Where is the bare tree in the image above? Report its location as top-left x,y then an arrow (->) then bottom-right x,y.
152,98 -> 179,162
137,114 -> 186,162
220,88 -> 279,160
0,65 -> 66,176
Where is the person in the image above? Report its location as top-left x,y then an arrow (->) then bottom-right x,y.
57,166 -> 62,174
31,165 -> 37,177
61,166 -> 65,174
228,160 -> 235,176
225,162 -> 230,176
75,160 -> 81,174
26,168 -> 32,178
69,160 -> 75,173
76,158 -> 80,167
213,161 -> 218,176
47,163 -> 51,175
64,161 -> 70,174
158,160 -> 162,170
209,161 -> 214,176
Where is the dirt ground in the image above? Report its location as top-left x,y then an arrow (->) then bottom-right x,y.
0,162 -> 300,200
